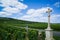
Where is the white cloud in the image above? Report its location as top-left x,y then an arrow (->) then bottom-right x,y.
3,7 -> 20,13
0,0 -> 28,16
0,0 -> 60,23
51,14 -> 60,18
51,14 -> 60,23
54,2 -> 60,8
19,7 -> 60,23
0,12 -> 12,17
19,7 -> 52,22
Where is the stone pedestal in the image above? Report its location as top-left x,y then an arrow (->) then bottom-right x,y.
45,28 -> 54,40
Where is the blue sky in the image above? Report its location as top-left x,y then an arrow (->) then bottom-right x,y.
0,0 -> 60,23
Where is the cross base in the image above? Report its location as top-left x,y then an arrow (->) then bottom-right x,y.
45,27 -> 54,40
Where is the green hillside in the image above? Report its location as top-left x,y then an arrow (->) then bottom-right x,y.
0,17 -> 60,31
0,17 -> 60,40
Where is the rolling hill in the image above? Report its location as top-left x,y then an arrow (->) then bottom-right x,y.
0,17 -> 60,31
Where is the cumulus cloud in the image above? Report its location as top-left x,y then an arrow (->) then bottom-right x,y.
19,7 -> 60,23
0,12 -> 12,17
3,7 -> 20,13
19,7 -> 52,22
54,2 -> 60,8
0,0 -> 60,23
51,14 -> 60,23
0,0 -> 28,16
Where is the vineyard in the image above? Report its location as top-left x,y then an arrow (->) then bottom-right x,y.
0,17 -> 60,40
0,25 -> 40,40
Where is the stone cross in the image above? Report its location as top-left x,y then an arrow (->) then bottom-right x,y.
26,25 -> 28,32
46,8 -> 52,29
26,25 -> 29,40
45,8 -> 54,40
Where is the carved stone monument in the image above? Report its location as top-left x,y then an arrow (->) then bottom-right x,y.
45,8 -> 54,40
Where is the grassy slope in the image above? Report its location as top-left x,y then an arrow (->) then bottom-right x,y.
0,17 -> 60,31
